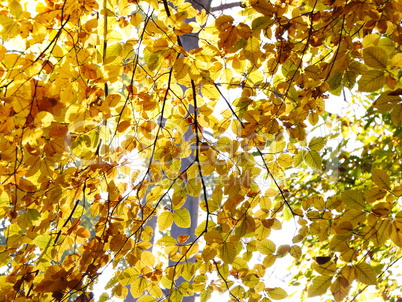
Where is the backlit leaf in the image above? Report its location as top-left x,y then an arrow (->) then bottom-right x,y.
307,275 -> 332,297
363,47 -> 388,69
118,267 -> 140,285
158,211 -> 174,231
219,242 -> 237,263
304,150 -> 322,171
256,238 -> 276,255
341,190 -> 365,210
173,208 -> 191,228
358,70 -> 385,92
267,287 -> 288,300
355,262 -> 377,285
371,169 -> 391,190
308,137 -> 327,151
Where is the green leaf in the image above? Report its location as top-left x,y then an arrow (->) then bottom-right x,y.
358,70 -> 385,92
304,150 -> 322,171
308,137 -> 327,151
307,275 -> 332,297
363,47 -> 388,69
173,208 -> 191,228
355,262 -> 377,285
341,190 -> 365,210
158,211 -> 174,231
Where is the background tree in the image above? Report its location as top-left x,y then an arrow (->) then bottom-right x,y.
0,0 -> 401,302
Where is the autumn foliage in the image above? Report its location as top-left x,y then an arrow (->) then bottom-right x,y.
0,0 -> 401,301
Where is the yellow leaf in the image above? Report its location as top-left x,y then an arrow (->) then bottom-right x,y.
158,211 -> 174,231
358,70 -> 385,92
118,267 -> 140,285
256,238 -> 276,255
112,284 -> 128,299
277,153 -> 293,168
364,187 -> 387,203
304,150 -> 322,171
391,220 -> 402,247
355,262 -> 377,285
33,234 -> 53,250
8,0 -> 22,18
392,185 -> 402,197
173,208 -> 191,228
267,287 -> 288,300
242,273 -> 260,287
391,53 -> 402,69
250,0 -> 275,16
362,34 -> 379,48
289,245 -> 302,259
263,254 -> 276,267
371,168 -> 391,190
312,261 -> 337,276
34,111 -> 53,128
137,295 -> 156,302
307,275 -> 332,297
269,140 -> 286,153
305,65 -> 321,80
141,250 -> 155,267
373,93 -> 400,112
130,277 -> 149,298
174,22 -> 193,36
329,234 -> 350,252
130,13 -> 142,27
204,230 -> 223,243
185,178 -> 202,197
219,242 -> 236,263
308,137 -> 327,151
341,190 -> 365,210
330,277 -> 351,302
363,47 -> 388,69
293,150 -> 305,167
341,209 -> 366,227
391,104 -> 402,126
308,112 -> 319,126
173,57 -> 190,80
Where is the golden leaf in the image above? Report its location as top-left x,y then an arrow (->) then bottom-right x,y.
307,275 -> 332,297
173,208 -> 191,228
358,70 -> 385,92
363,47 -> 388,69
354,262 -> 377,285
371,168 -> 391,190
